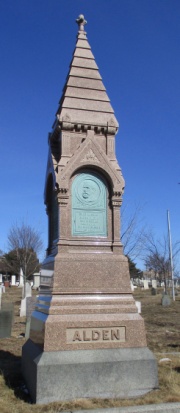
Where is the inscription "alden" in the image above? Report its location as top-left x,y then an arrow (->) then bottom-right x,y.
66,327 -> 126,344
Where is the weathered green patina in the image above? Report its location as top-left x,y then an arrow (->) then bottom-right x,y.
72,172 -> 107,237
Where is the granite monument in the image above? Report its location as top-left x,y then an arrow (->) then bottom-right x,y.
22,15 -> 158,404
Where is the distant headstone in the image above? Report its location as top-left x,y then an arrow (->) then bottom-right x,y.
0,285 -> 5,294
151,287 -> 157,295
0,303 -> 14,338
22,282 -> 32,299
143,280 -> 149,290
26,296 -> 37,319
0,274 -> 2,283
25,296 -> 37,339
11,275 -> 16,286
20,282 -> 32,316
20,298 -> 26,317
33,273 -> 40,290
40,269 -> 54,290
130,280 -> 134,291
0,285 -> 5,307
162,294 -> 171,306
152,280 -> 157,289
135,301 -> 141,313
25,282 -> 32,298
25,318 -> 31,339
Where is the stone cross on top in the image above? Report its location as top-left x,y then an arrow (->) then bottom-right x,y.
76,14 -> 87,31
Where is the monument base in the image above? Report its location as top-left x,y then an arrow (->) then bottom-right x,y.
22,339 -> 158,404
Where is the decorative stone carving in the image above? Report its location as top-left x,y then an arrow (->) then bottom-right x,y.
59,188 -> 68,194
81,149 -> 99,163
76,14 -> 87,31
107,117 -> 117,134
62,113 -> 73,130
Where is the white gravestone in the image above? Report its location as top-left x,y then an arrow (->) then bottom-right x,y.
22,282 -> 32,299
143,280 -> 149,289
20,298 -> 26,317
0,285 -> 6,309
135,301 -> 141,313
152,279 -> 157,289
11,275 -> 16,286
130,280 -> 135,292
0,274 -> 2,283
0,285 -> 5,293
20,282 -> 32,317
33,273 -> 40,289
26,282 -> 32,298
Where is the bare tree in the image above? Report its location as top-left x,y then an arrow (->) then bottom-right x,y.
144,233 -> 180,292
6,223 -> 43,295
121,203 -> 148,260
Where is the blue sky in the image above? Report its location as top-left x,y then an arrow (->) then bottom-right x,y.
0,1 -> 180,269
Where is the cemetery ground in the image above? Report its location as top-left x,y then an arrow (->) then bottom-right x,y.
0,288 -> 180,413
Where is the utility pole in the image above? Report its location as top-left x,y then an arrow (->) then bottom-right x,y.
167,210 -> 175,301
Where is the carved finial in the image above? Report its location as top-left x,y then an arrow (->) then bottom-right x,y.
76,14 -> 87,31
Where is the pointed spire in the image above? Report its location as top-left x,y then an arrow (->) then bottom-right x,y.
55,15 -> 118,132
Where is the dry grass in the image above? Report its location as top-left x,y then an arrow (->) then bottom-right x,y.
0,287 -> 180,412
134,288 -> 180,353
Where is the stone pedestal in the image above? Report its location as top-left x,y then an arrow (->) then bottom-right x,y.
22,341 -> 158,404
29,291 -> 147,351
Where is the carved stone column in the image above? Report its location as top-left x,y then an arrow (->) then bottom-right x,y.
112,192 -> 122,250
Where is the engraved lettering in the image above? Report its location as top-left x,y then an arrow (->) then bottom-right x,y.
111,329 -> 120,340
73,331 -> 82,341
103,330 -> 110,340
92,330 -> 100,340
67,326 -> 126,344
83,331 -> 91,341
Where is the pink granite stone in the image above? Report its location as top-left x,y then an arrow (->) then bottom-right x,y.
29,16 -> 148,358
